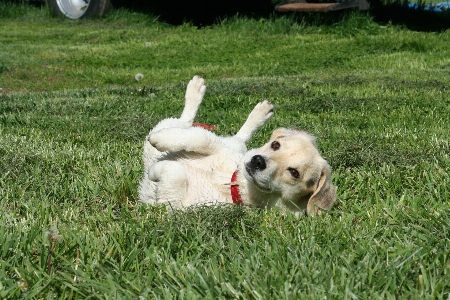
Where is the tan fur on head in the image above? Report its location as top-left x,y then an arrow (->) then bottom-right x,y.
243,127 -> 336,215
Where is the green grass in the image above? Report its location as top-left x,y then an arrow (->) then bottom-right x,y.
1,4 -> 450,299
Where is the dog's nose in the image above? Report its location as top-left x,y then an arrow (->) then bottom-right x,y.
250,155 -> 266,171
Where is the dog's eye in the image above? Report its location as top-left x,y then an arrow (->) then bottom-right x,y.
288,168 -> 299,178
271,141 -> 280,151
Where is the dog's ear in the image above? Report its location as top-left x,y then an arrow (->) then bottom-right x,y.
306,166 -> 336,216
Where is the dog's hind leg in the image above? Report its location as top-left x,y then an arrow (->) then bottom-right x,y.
149,127 -> 220,155
142,76 -> 206,168
140,76 -> 206,205
138,173 -> 157,204
180,75 -> 206,124
147,160 -> 188,209
150,76 -> 206,134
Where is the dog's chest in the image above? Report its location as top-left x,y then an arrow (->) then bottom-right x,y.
178,151 -> 241,205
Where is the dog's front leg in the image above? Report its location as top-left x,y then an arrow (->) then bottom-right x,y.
235,100 -> 274,143
148,127 -> 220,155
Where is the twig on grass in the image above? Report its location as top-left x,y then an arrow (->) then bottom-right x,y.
45,226 -> 61,274
74,248 -> 80,282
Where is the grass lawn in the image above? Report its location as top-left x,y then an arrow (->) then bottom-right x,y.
1,3 -> 450,299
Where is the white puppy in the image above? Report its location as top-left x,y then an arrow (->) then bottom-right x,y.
139,76 -> 336,215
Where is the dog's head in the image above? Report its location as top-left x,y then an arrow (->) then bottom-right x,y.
243,128 -> 336,216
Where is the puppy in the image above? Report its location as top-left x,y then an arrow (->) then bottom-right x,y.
139,76 -> 336,215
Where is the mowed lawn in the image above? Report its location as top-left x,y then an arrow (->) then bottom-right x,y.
1,4 -> 450,299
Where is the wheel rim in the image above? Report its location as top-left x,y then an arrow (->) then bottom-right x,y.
56,0 -> 90,19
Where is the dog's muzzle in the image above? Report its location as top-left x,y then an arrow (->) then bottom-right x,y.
247,155 -> 266,174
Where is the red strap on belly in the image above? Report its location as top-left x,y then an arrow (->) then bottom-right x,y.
193,122 -> 217,131
231,170 -> 243,204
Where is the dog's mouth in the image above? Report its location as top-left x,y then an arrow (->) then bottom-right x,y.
244,165 -> 272,193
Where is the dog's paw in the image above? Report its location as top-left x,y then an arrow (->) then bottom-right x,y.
148,131 -> 171,152
185,75 -> 206,107
249,100 -> 274,123
235,100 -> 274,142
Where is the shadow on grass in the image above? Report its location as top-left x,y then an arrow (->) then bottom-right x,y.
108,0 -> 450,31
110,0 -> 275,26
370,0 -> 450,31
5,0 -> 450,31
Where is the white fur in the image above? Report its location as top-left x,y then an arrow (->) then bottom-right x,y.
139,76 -> 336,215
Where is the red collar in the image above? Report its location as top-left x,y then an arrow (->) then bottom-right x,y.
231,170 -> 243,204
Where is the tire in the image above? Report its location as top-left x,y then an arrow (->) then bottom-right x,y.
46,0 -> 111,19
